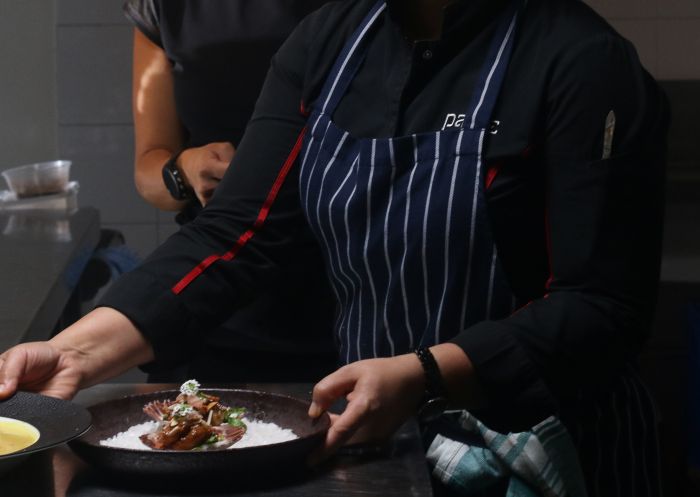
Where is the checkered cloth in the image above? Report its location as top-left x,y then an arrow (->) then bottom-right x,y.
427,413 -> 588,497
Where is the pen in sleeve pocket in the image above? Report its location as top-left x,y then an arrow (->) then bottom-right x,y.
602,110 -> 616,160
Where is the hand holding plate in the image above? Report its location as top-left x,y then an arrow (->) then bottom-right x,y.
307,354 -> 425,464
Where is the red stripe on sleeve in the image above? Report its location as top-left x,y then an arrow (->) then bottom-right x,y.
485,162 -> 503,190
172,127 -> 308,295
544,207 -> 554,291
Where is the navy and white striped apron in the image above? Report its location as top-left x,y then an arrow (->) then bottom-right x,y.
297,2 -> 663,495
299,0 -> 520,364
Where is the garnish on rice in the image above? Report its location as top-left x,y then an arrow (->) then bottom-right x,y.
139,380 -> 247,451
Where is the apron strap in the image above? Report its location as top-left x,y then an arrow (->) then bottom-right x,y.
317,0 -> 387,117
463,0 -> 525,130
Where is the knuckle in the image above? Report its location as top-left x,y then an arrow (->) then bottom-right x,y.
313,381 -> 331,399
331,422 -> 353,438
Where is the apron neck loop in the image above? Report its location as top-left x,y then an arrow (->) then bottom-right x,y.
462,0 -> 525,130
318,1 -> 387,117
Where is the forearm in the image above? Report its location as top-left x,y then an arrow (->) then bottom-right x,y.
430,343 -> 484,409
131,28 -> 185,212
49,307 -> 154,389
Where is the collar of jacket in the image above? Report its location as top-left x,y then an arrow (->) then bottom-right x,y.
385,0 -> 511,43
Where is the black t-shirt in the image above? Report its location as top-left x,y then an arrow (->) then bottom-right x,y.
124,0 -> 331,149
106,0 -> 669,428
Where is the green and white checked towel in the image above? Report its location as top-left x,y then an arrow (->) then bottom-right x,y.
427,413 -> 589,497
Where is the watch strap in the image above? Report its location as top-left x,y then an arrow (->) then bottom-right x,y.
414,347 -> 449,422
162,152 -> 190,201
414,347 -> 448,400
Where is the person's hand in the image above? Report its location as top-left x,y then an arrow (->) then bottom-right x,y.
178,141 -> 235,206
307,353 -> 425,464
0,308 -> 155,401
0,342 -> 83,400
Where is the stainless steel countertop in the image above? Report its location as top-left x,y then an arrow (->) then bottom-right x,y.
0,207 -> 100,351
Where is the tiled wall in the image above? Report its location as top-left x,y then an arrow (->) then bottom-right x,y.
584,0 -> 700,80
55,0 -> 179,261
0,1 -> 57,169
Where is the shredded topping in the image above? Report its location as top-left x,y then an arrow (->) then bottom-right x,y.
180,379 -> 200,396
171,403 -> 194,417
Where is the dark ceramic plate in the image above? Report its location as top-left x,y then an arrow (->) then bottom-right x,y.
0,391 -> 92,473
69,389 -> 330,478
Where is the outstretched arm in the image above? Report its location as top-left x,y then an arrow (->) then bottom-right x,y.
0,308 -> 154,400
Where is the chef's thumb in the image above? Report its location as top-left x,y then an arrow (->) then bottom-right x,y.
0,355 -> 20,399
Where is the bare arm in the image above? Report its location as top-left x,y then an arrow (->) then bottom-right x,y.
0,308 -> 154,400
132,28 -> 184,211
132,29 -> 234,209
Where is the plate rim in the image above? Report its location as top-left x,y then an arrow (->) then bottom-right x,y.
0,391 -> 92,460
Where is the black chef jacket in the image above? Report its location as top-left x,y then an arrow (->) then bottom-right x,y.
104,0 -> 669,429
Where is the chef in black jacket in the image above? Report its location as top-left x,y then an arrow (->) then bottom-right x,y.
0,0 -> 668,494
124,0 -> 338,382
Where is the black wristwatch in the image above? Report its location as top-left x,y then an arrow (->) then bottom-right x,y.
414,347 -> 449,423
162,152 -> 191,201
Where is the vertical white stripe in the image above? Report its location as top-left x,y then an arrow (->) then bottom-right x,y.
315,132 -> 349,229
342,182 -> 362,363
304,120 -> 333,213
321,5 -> 387,114
382,141 -> 397,356
421,133 -> 440,334
469,12 -> 518,129
312,132 -> 351,360
361,140 -> 380,359
434,133 -> 463,343
399,136 -> 420,348
299,112 -> 324,181
327,156 -> 361,363
485,246 -> 498,319
460,130 -> 484,331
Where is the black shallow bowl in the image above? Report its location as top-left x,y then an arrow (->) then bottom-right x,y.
0,391 -> 92,474
68,389 -> 330,478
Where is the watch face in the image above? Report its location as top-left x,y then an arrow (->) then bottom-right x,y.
162,162 -> 189,201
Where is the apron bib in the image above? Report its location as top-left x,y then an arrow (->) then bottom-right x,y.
298,0 -> 522,364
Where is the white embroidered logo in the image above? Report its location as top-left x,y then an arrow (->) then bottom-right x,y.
441,115 -> 501,135
442,113 -> 466,130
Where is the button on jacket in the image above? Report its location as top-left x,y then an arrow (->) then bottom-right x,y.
103,0 -> 669,430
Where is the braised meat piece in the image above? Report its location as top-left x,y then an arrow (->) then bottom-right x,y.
139,380 -> 247,451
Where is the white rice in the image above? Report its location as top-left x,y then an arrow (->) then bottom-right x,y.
99,419 -> 297,451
